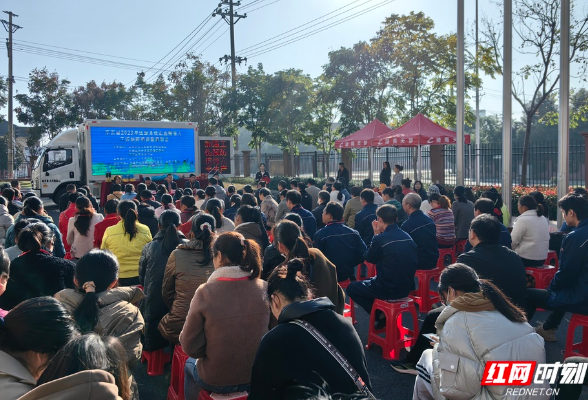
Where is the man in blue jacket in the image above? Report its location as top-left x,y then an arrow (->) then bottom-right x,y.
354,189 -> 379,246
286,190 -> 317,238
313,202 -> 367,282
347,205 -> 418,321
401,193 -> 439,270
526,194 -> 588,342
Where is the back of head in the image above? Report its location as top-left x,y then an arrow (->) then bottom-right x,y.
280,189 -> 288,199
0,196 -> 7,207
237,205 -> 269,248
278,180 -> 287,190
403,192 -> 422,210
382,187 -> 394,199
360,189 -> 374,204
105,199 -> 119,215
2,188 -> 14,202
209,177 -> 218,185
227,185 -> 236,195
205,198 -> 224,228
474,198 -> 501,221
36,333 -> 130,400
205,186 -> 216,198
74,196 -> 94,236
519,195 -> 543,217
307,178 -> 316,186
180,195 -> 196,209
376,204 -> 397,225
69,192 -> 81,204
173,189 -> 184,200
573,187 -> 588,196
470,214 -> 501,244
297,182 -> 306,193
212,232 -> 261,279
286,190 -> 301,206
195,189 -> 205,199
117,200 -> 139,240
438,195 -> 451,209
558,193 -> 588,221
66,183 -> 77,192
159,210 -> 182,255
439,264 -> 526,323
267,259 -> 313,302
290,180 -> 298,188
0,297 -> 78,367
18,222 -> 54,252
191,213 -> 215,265
324,202 -> 344,221
318,190 -> 330,204
242,193 -> 258,207
243,185 -> 253,194
184,188 -> 193,196
259,188 -> 271,198
136,183 -> 147,194
23,195 -> 43,216
111,183 -> 122,192
395,164 -> 403,171
161,194 -> 174,207
400,178 -> 412,188
140,190 -> 153,200
333,182 -> 343,200
156,184 -> 167,195
283,212 -> 303,228
13,218 -> 34,242
351,186 -> 362,197
124,184 -> 134,194
77,188 -> 87,197
453,185 -> 467,203
259,181 -> 266,188
362,179 -> 372,189
230,194 -> 242,208
73,250 -> 119,333
274,220 -> 309,262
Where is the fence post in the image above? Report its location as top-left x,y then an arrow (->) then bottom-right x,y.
582,132 -> 588,188
313,152 -> 318,178
283,151 -> 292,176
431,145 -> 445,184
242,151 -> 251,178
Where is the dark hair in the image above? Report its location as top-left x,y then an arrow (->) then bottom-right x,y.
573,187 -> 588,196
518,195 -> 544,217
173,188 -> 184,201
73,196 -> 94,236
184,189 -> 194,197
324,202 -> 344,221
166,174 -> 173,177
72,250 -> 119,332
190,213 -> 215,264
68,191 -> 81,204
465,187 -> 476,203
360,189 -> 375,203
394,164 -> 403,171
284,213 -> 303,227
290,180 -> 298,188
326,177 -> 336,184
111,183 -> 122,192
212,232 -> 261,279
400,178 -> 412,189
66,183 -> 77,191
280,189 -> 288,199
189,174 -> 196,178
259,188 -> 270,198
156,184 -> 167,196
2,187 -> 15,202
297,182 -> 306,194
209,177 -> 218,185
470,214 -> 501,243
383,161 -> 391,170
362,179 -> 372,189
350,186 -> 362,197
180,195 -> 196,209
481,190 -> 504,210
558,193 -> 588,221
285,190 -> 301,206
0,247 -> 8,278
77,188 -> 88,197
318,190 -> 330,204
258,181 -> 266,188
205,186 -> 216,197
243,184 -> 254,194
117,200 -> 139,240
382,187 -> 394,198
0,196 -> 7,206
274,220 -> 310,271
161,194 -> 174,207
206,198 -> 224,229
307,178 -> 316,186
124,184 -> 134,194
23,192 -> 36,201
230,194 -> 242,208
438,264 -> 526,323
278,180 -> 288,190
0,297 -> 79,374
529,191 -> 548,217
159,210 -> 182,255
268,259 -> 313,303
136,183 -> 147,194
113,175 -> 122,182
17,222 -> 54,252
140,190 -> 153,200
453,186 -> 467,203
430,193 -> 451,209
474,198 -> 501,222
13,218 -> 35,243
237,205 -> 269,248
195,189 -> 205,199
376,204 -> 397,225
145,176 -> 152,181
22,195 -> 43,216
333,182 -> 343,201
259,163 -> 265,167
338,162 -> 344,166
104,199 -> 119,215
227,185 -> 236,194
37,333 -> 130,400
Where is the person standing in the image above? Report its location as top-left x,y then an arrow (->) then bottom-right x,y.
255,163 -> 270,184
391,164 -> 404,188
380,161 -> 392,187
401,193 -> 439,270
305,179 -> 320,210
452,185 -> 475,240
336,163 -> 350,188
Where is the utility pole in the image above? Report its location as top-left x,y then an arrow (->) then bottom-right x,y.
1,11 -> 22,179
214,1 -> 246,150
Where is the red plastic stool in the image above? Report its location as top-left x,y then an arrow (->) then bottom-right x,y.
410,267 -> 442,313
198,391 -> 248,400
339,280 -> 356,325
437,247 -> 456,269
453,239 -> 468,257
545,250 -> 560,270
357,262 -> 377,281
565,314 -> 588,359
141,348 -> 171,376
366,298 -> 419,360
526,266 -> 557,289
167,345 -> 189,400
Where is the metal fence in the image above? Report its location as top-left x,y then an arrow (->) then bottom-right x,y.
234,140 -> 586,187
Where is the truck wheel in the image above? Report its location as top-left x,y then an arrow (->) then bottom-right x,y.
52,187 -> 66,206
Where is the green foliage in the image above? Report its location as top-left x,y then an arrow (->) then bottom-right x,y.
0,135 -> 25,170
229,177 -> 256,186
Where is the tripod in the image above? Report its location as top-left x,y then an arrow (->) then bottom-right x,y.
207,166 -> 233,186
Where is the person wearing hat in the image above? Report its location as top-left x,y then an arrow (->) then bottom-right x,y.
421,185 -> 439,214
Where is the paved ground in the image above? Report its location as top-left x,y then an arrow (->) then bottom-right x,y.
44,202 -> 587,400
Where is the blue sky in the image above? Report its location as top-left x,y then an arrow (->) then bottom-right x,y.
2,0 -> 586,123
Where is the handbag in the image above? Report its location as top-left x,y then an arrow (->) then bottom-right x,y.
289,319 -> 377,400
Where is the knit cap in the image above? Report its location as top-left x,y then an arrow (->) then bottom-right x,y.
428,185 -> 440,196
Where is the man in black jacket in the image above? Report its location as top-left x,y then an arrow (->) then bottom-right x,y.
312,191 -> 330,230
457,214 -> 527,309
336,162 -> 350,188
144,177 -> 158,191
57,184 -> 77,212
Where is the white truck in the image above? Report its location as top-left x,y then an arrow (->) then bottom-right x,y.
31,120 -> 201,203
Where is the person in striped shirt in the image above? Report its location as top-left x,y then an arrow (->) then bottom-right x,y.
427,194 -> 456,248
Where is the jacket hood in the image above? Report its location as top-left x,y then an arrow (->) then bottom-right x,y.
236,222 -> 262,236
17,370 -> 122,400
176,239 -> 206,251
0,204 -> 9,216
56,287 -> 145,310
0,350 -> 36,385
138,205 -> 155,217
278,297 -> 335,323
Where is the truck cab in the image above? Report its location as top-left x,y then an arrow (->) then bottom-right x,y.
31,129 -> 81,204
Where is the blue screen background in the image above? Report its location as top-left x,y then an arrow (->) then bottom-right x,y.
90,126 -> 195,176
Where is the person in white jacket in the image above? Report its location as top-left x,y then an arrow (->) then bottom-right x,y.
511,195 -> 550,267
413,264 -> 548,400
66,196 -> 103,260
0,197 -> 14,246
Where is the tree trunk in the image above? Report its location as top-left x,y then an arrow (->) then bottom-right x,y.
324,150 -> 330,179
256,145 -> 262,167
368,148 -> 373,182
412,147 -> 418,181
521,115 -> 533,186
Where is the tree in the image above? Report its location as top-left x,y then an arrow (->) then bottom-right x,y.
25,126 -> 44,159
267,69 -> 313,174
71,80 -> 134,122
15,68 -> 76,139
481,0 -> 588,185
0,136 -> 25,171
0,77 -> 7,122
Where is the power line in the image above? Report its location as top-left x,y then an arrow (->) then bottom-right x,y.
247,0 -> 284,13
243,0 -> 396,59
236,0 -> 265,11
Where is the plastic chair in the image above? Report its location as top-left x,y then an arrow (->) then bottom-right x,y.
339,279 -> 356,325
141,348 -> 171,376
167,345 -> 189,400
366,298 -> 419,360
410,267 -> 442,313
545,250 -> 560,270
565,314 -> 588,359
356,262 -> 377,281
526,265 -> 557,290
453,239 -> 468,258
437,247 -> 456,269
